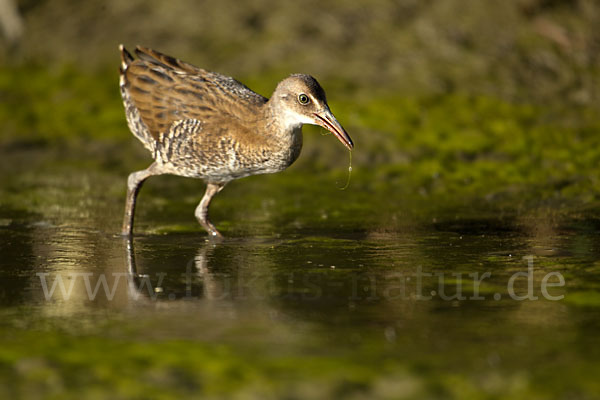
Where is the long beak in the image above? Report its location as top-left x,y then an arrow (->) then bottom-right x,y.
313,109 -> 354,150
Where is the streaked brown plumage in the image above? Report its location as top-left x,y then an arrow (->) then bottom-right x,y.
119,45 -> 353,238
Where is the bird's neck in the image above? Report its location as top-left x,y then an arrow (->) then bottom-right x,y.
258,100 -> 304,167
261,99 -> 302,138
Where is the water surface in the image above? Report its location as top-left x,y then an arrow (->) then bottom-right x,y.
1,144 -> 600,399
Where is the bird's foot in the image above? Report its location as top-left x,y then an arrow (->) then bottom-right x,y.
205,226 -> 224,240
120,223 -> 133,237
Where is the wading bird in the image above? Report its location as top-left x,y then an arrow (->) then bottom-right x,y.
119,45 -> 353,238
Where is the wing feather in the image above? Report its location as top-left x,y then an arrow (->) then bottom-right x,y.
120,46 -> 267,142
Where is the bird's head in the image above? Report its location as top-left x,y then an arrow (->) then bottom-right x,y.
272,74 -> 353,151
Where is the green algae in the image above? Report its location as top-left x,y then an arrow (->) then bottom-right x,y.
564,291 -> 600,308
2,65 -> 600,215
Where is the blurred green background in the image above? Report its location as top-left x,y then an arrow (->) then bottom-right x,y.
3,0 -> 600,102
2,1 -> 600,400
2,0 -> 600,206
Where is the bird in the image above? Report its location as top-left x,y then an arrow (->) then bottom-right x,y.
119,45 -> 353,238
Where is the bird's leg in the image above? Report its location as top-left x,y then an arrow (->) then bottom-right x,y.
195,182 -> 226,238
122,162 -> 163,236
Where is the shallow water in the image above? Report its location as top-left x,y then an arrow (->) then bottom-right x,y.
1,146 -> 600,399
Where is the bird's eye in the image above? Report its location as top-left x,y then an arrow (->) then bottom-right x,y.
298,93 -> 310,105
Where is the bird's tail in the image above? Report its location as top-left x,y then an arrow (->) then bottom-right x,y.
119,44 -> 134,72
118,44 -> 156,154
118,44 -> 134,88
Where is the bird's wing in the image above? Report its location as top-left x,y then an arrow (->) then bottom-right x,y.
120,46 -> 267,142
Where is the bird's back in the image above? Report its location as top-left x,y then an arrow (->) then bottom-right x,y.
119,45 -> 267,154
